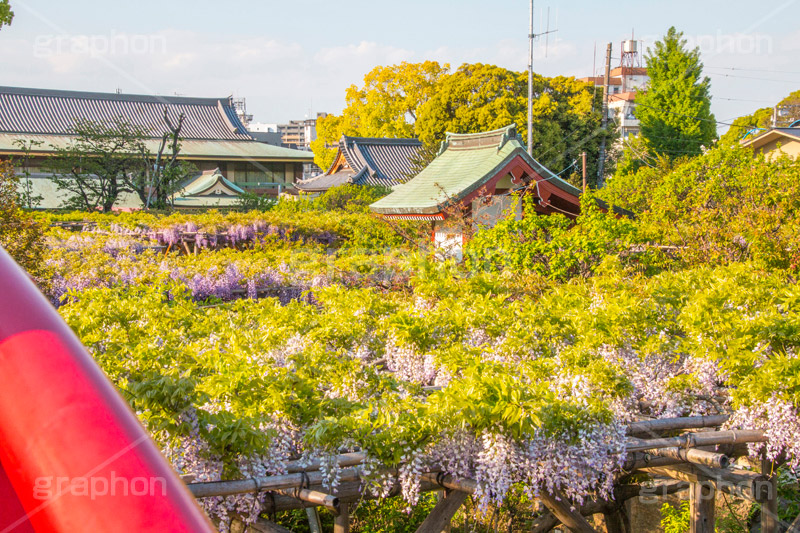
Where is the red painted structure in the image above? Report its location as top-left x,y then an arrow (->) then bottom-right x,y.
0,247 -> 214,532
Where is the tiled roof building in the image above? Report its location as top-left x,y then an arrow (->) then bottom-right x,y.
370,126 -> 582,260
0,86 -> 313,202
296,135 -> 422,192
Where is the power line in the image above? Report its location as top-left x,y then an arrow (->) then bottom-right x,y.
715,96 -> 777,104
706,66 -> 800,75
706,72 -> 800,84
631,100 -> 741,128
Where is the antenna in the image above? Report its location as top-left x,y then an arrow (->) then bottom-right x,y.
545,7 -> 550,58
526,0 -> 559,155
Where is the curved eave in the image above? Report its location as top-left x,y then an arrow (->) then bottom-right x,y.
0,134 -> 315,162
379,213 -> 445,221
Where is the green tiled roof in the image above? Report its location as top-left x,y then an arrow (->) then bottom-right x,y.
177,168 -> 244,197
369,125 -> 579,215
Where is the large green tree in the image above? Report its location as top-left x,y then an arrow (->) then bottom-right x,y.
310,61 -> 449,171
635,27 -> 717,159
416,64 -> 610,187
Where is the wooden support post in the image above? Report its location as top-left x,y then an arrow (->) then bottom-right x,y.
761,457 -> 778,533
786,512 -> 800,532
414,490 -> 468,533
305,507 -> 322,533
334,503 -> 350,533
600,511 -> 624,533
437,491 -> 452,533
581,151 -> 587,193
538,490 -> 598,533
689,481 -> 715,533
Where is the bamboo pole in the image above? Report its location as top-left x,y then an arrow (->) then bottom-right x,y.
306,507 -> 322,533
626,429 -> 765,452
640,464 -> 767,501
538,490 -> 599,533
277,488 -> 339,512
645,447 -> 730,469
188,467 -> 363,498
420,473 -> 477,494
285,453 -> 366,473
626,415 -> 730,437
248,518 -> 294,533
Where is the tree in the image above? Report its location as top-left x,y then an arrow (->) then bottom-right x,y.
310,61 -> 450,170
131,109 -> 195,208
47,112 -> 194,211
720,89 -> 800,144
0,160 -> 47,284
312,61 -> 610,188
635,27 -> 717,159
0,0 -> 13,30
47,119 -> 147,211
415,64 -> 612,188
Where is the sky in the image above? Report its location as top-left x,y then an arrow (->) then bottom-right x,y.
1,0 -> 798,134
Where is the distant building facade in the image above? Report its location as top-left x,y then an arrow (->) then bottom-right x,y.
580,39 -> 649,139
0,86 -> 314,204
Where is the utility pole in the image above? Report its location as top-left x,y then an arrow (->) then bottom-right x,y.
527,0 -> 534,156
581,151 -> 587,193
597,42 -> 612,187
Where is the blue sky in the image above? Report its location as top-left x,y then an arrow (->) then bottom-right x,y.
1,0 -> 798,132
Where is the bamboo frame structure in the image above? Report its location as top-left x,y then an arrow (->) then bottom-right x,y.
185,417 -> 775,533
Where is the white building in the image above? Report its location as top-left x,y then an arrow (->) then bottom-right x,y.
580,39 -> 649,139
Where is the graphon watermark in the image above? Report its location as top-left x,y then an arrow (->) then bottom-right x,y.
640,31 -> 773,56
33,31 -> 167,58
33,473 -> 167,500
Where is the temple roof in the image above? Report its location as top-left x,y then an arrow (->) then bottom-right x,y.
370,126 -> 580,216
175,168 -> 244,198
296,135 -> 422,191
0,86 -> 253,141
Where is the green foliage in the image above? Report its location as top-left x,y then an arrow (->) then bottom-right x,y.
311,61 -> 610,188
465,193 -> 652,280
350,493 -> 439,532
635,27 -> 717,160
0,0 -> 12,29
721,107 -> 774,144
603,144 -> 800,271
234,191 -> 277,211
660,501 -> 690,533
0,160 -> 48,284
12,138 -> 45,208
310,61 -> 449,170
416,66 -> 611,188
37,128 -> 800,526
44,116 -> 193,211
295,184 -> 391,213
720,89 -> 800,144
46,118 -> 148,211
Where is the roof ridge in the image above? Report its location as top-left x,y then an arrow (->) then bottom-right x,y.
341,135 -> 422,145
444,125 -> 517,142
0,86 -> 227,107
